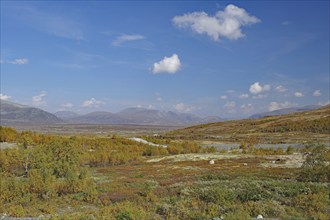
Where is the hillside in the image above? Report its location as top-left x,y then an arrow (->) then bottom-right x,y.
166,105 -> 330,144
249,105 -> 319,119
0,100 -> 62,125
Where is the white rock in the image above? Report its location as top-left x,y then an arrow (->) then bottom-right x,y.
209,160 -> 215,165
257,214 -> 264,219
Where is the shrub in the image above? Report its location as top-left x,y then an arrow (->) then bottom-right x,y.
298,144 -> 330,182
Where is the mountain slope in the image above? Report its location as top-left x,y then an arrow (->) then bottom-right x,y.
54,111 -> 80,120
0,100 -> 62,125
69,111 -> 129,124
70,108 -> 206,125
166,105 -> 330,143
249,105 -> 320,119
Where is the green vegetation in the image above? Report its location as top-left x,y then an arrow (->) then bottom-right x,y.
0,126 -> 329,219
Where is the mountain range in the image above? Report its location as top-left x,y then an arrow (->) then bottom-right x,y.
0,100 -> 222,126
0,100 -> 63,125
1,99 -> 326,127
54,108 -> 222,125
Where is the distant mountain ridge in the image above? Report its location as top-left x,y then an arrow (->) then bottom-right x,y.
57,107 -> 222,126
249,105 -> 320,119
0,100 -> 62,125
54,111 -> 80,120
1,101 -> 222,126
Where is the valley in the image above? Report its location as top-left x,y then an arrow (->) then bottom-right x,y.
0,105 -> 329,219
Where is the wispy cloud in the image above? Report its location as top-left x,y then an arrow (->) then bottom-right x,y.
8,58 -> 29,65
269,101 -> 297,111
6,5 -> 84,40
112,34 -> 145,46
61,102 -> 74,109
239,93 -> 249,99
152,54 -> 181,74
1,58 -> 29,65
275,85 -> 287,92
173,102 -> 194,113
32,91 -> 47,107
220,95 -> 227,100
313,90 -> 322,97
282,21 -> 292,26
173,4 -> 260,41
82,98 -> 106,108
224,101 -> 236,114
0,93 -> 11,100
240,103 -> 254,114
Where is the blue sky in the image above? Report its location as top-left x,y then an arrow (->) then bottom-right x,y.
1,1 -> 329,118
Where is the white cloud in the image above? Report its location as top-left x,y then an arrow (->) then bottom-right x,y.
0,93 -> 11,100
252,94 -> 267,99
224,101 -> 236,114
32,91 -> 47,107
282,21 -> 292,26
112,34 -> 145,46
239,93 -> 249,99
173,4 -> 260,41
249,82 -> 271,94
313,90 -> 322,97
8,58 -> 29,65
156,97 -> 163,102
319,101 -> 330,106
82,98 -> 106,108
240,103 -> 254,114
220,95 -> 227,100
275,85 -> 287,92
268,101 -> 297,111
294,92 -> 304,97
10,5 -> 83,40
61,102 -> 74,109
174,102 -> 194,113
152,54 -> 181,74
263,84 -> 271,92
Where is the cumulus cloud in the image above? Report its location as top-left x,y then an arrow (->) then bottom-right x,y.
249,82 -> 271,94
112,34 -> 145,46
275,85 -> 287,92
268,101 -> 297,111
8,58 -> 29,65
152,54 -> 181,74
173,4 -> 260,41
220,95 -> 227,100
0,93 -> 11,100
239,93 -> 249,99
32,91 -> 47,107
313,90 -> 322,97
294,92 -> 304,97
174,102 -> 194,113
82,98 -> 106,108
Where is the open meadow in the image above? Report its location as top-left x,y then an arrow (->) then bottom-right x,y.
0,124 -> 329,219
